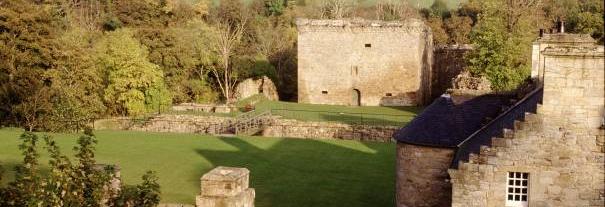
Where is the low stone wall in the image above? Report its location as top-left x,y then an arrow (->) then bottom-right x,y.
172,103 -> 237,114
262,119 -> 398,142
95,115 -> 399,142
94,115 -> 233,134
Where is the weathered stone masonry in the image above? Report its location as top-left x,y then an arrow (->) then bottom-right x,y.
297,18 -> 433,106
393,32 -> 604,207
449,34 -> 604,207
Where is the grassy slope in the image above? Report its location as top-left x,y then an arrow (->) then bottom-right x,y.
168,95 -> 420,126
0,128 -> 396,206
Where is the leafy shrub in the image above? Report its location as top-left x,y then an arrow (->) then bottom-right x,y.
0,129 -> 161,207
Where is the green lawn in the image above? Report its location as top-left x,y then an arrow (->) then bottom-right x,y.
0,128 -> 396,206
167,95 -> 420,126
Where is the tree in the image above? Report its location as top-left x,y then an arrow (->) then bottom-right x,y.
564,0 -> 604,43
426,16 -> 449,45
465,0 -> 540,91
95,29 -> 171,116
430,0 -> 450,18
0,0 -> 61,130
207,1 -> 251,103
375,0 -> 419,21
319,0 -> 356,19
444,14 -> 473,44
44,28 -> 106,132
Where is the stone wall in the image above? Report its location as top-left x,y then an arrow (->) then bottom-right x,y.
431,45 -> 472,100
94,115 -> 233,134
449,113 -> 605,207
396,143 -> 454,207
296,18 -> 433,106
262,118 -> 398,142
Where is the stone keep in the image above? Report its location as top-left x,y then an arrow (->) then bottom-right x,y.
196,167 -> 255,207
449,34 -> 604,207
296,18 -> 433,106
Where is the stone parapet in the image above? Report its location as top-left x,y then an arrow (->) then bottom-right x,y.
196,167 -> 255,207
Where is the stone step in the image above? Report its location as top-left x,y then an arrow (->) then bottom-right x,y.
502,128 -> 515,139
491,137 -> 510,148
524,112 -> 541,123
514,120 -> 525,130
468,153 -> 479,164
536,104 -> 544,115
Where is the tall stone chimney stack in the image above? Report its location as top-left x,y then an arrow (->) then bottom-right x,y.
534,33 -> 604,129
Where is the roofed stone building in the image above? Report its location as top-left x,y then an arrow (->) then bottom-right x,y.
393,31 -> 604,207
296,18 -> 433,106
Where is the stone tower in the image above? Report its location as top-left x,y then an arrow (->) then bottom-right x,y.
296,18 -> 433,106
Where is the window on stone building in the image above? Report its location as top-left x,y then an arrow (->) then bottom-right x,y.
506,172 -> 529,207
322,91 -> 328,94
385,93 -> 392,97
365,43 -> 371,48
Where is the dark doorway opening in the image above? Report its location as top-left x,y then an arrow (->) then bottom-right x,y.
352,89 -> 361,106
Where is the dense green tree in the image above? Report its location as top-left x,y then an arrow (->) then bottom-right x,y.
95,29 -> 171,116
566,0 -> 604,43
465,0 -> 540,91
44,28 -> 106,131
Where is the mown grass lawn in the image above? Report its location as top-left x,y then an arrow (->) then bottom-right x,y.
168,95 -> 420,126
0,128 -> 396,206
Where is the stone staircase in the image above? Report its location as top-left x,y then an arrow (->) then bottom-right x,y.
455,109 -> 543,170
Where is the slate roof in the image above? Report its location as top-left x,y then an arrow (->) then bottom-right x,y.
393,94 -> 513,148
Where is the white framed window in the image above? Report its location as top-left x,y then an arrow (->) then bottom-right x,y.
506,172 -> 529,207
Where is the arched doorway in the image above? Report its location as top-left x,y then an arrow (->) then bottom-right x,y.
352,89 -> 361,106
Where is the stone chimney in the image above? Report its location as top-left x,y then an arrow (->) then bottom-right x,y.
534,34 -> 605,129
196,167 -> 255,207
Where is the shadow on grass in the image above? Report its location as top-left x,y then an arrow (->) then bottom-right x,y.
196,137 -> 395,207
318,113 -> 414,127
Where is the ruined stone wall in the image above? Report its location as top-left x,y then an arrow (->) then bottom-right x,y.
431,45 -> 472,100
94,115 -> 232,134
297,18 -> 433,106
396,143 -> 454,207
448,40 -> 604,207
262,119 -> 398,142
